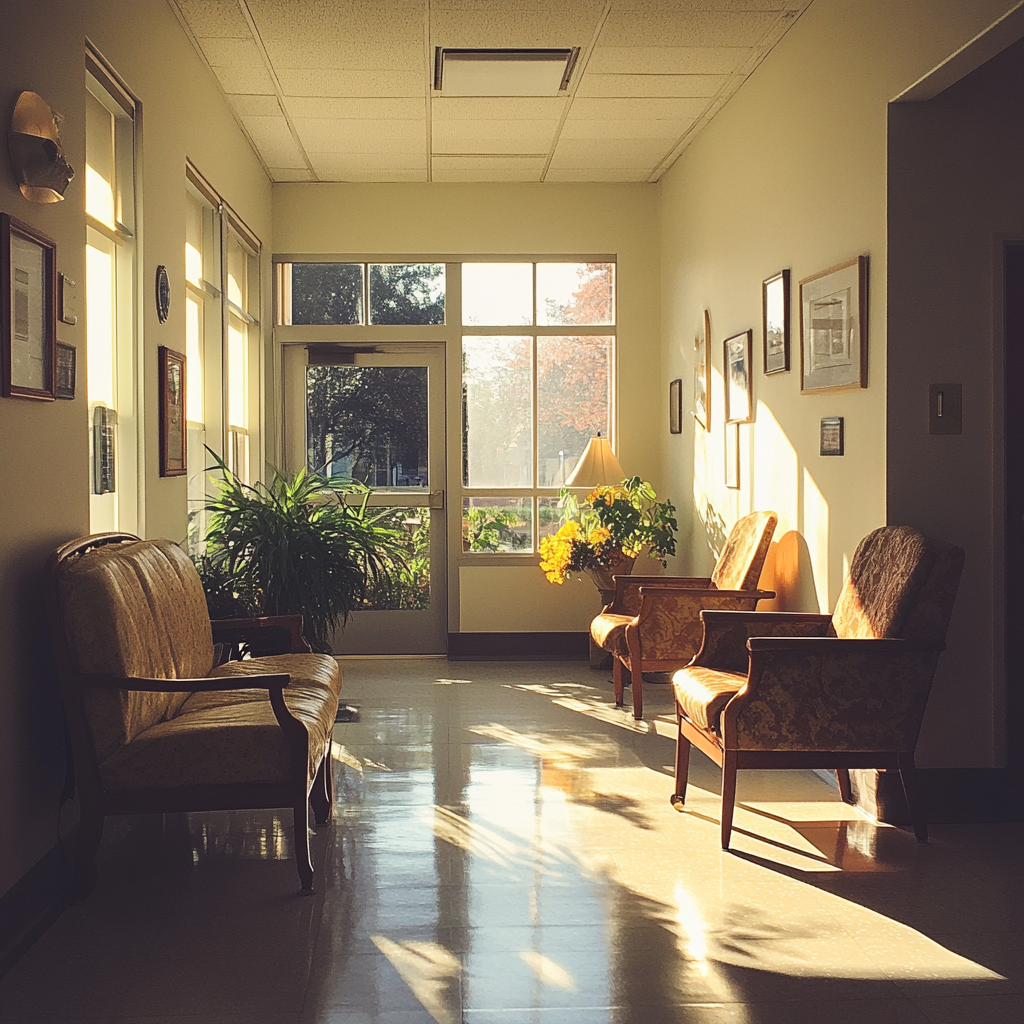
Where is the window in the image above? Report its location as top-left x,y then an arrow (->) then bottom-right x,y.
460,262 -> 615,553
85,54 -> 138,534
225,225 -> 260,483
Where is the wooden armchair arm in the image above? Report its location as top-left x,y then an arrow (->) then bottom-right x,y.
608,574 -> 714,611
76,672 -> 291,692
211,614 -> 311,655
693,610 -> 832,673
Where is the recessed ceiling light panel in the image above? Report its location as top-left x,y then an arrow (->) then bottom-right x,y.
434,48 -> 580,96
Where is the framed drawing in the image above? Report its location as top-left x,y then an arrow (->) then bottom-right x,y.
2,214 -> 56,400
800,256 -> 868,393
159,346 -> 186,477
820,416 -> 844,456
763,269 -> 790,374
693,309 -> 711,430
669,378 -> 682,434
55,342 -> 76,399
724,329 -> 753,423
725,422 -> 740,488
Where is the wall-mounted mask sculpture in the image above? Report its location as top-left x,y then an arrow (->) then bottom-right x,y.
9,91 -> 75,203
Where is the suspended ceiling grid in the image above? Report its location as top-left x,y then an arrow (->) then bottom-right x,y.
169,0 -> 811,184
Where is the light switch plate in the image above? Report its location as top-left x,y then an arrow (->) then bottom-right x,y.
59,273 -> 78,326
929,383 -> 962,434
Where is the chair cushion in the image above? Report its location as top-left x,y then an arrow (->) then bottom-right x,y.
711,510 -> 777,591
591,613 -> 632,660
57,539 -> 215,761
98,654 -> 341,791
673,665 -> 747,734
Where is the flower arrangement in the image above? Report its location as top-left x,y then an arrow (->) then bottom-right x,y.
539,476 -> 678,586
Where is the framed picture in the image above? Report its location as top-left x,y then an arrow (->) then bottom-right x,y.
693,309 -> 711,430
724,329 -> 753,423
763,269 -> 790,374
800,256 -> 868,393
669,378 -> 682,434
820,416 -> 845,456
55,342 -> 76,399
725,422 -> 740,488
2,213 -> 56,400
159,346 -> 186,477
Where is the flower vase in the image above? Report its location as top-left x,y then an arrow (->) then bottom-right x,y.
584,552 -> 636,605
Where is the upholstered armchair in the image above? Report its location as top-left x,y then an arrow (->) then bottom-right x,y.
590,510 -> 777,719
671,525 -> 965,848
47,533 -> 343,897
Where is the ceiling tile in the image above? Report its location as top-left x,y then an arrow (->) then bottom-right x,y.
548,137 -> 674,168
431,119 -> 558,155
276,69 -> 424,98
310,153 -> 427,171
544,167 -> 648,182
575,74 -> 727,98
175,0 -> 251,39
269,167 -> 314,181
430,5 -> 605,49
570,97 -> 707,120
212,64 -> 277,95
294,118 -> 424,153
599,10 -> 780,48
196,36 -> 264,67
227,94 -> 283,117
432,155 -> 547,170
587,46 -> 747,75
432,97 -> 567,121
241,115 -> 304,166
433,166 -> 544,182
612,1 -> 803,11
259,41 -> 423,71
560,118 -> 694,141
286,97 -> 424,119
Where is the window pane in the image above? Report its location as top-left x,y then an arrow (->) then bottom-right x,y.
537,496 -> 565,542
537,262 -> 614,326
290,263 -> 363,325
370,264 -> 445,325
462,498 -> 532,553
185,295 -> 203,423
227,319 -> 246,429
85,92 -> 115,228
462,263 -> 532,326
227,234 -> 246,308
360,506 -> 430,610
185,193 -> 203,286
86,237 -> 115,408
462,336 -> 532,487
537,335 -> 611,487
305,365 -> 428,487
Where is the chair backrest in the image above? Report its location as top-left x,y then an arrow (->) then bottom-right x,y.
52,535 -> 215,761
711,510 -> 778,591
830,526 -> 965,642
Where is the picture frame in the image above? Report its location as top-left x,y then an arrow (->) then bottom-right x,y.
763,269 -> 790,374
724,329 -> 753,423
820,416 -> 845,456
1,213 -> 56,400
55,342 -> 76,399
693,309 -> 711,430
159,346 -> 186,477
669,378 -> 682,434
725,422 -> 740,488
800,256 -> 868,393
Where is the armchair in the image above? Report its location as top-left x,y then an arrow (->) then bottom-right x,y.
590,510 -> 777,719
670,525 -> 965,848
47,533 -> 343,897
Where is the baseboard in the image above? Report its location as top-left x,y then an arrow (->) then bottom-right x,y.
0,842 -> 70,979
447,632 -> 589,660
851,767 -> 1024,825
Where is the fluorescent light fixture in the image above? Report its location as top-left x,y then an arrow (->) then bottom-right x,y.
434,48 -> 580,96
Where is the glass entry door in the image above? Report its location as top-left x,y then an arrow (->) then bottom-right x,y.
282,343 -> 446,654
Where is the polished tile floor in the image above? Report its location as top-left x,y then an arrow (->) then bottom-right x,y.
1,659 -> 1022,1023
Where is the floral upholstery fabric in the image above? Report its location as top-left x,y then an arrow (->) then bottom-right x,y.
673,665 -> 746,733
638,592 -> 763,662
56,539 -> 214,761
711,511 -> 778,591
693,612 -> 831,674
99,653 -> 341,790
590,613 -> 632,660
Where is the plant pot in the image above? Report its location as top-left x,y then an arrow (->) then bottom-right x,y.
584,552 -> 636,602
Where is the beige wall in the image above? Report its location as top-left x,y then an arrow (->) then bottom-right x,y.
273,182 -> 661,632
0,0 -> 269,899
657,0 -> 1022,767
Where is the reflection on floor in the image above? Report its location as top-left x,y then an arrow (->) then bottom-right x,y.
1,659 -> 1022,1023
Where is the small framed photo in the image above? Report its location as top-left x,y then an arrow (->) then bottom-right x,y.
820,416 -> 844,456
724,329 -> 753,423
800,256 -> 868,393
669,378 -> 682,434
725,422 -> 740,488
159,346 -> 186,477
763,269 -> 790,374
2,214 -> 57,401
55,342 -> 76,399
693,309 -> 710,430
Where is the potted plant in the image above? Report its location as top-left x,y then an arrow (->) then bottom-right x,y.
195,451 -> 408,653
539,477 -> 678,596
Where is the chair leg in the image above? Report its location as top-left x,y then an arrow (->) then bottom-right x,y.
898,754 -> 928,843
836,768 -> 854,803
310,742 -> 333,826
625,629 -> 643,720
613,657 -> 625,707
293,801 -> 315,893
72,805 -> 103,901
670,715 -> 691,811
720,751 -> 738,850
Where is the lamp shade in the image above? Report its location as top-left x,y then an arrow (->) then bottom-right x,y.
564,435 -> 625,487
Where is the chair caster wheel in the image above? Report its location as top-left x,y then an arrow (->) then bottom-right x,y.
670,794 -> 685,811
